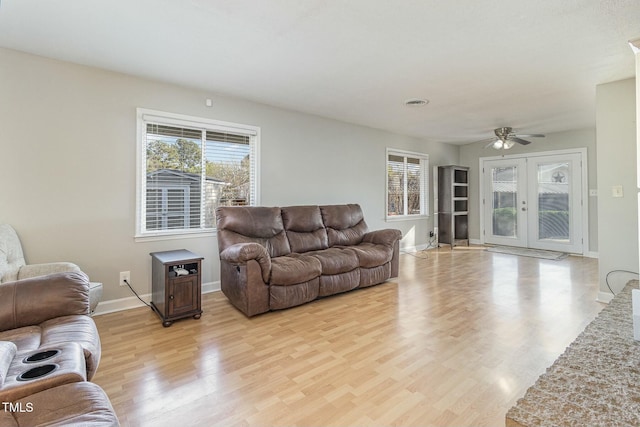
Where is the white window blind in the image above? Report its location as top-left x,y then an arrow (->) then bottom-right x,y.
137,109 -> 259,238
386,149 -> 428,218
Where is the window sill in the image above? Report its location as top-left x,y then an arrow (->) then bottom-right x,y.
134,230 -> 217,243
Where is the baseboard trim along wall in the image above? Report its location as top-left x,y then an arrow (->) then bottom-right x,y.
92,281 -> 221,316
400,243 -> 431,254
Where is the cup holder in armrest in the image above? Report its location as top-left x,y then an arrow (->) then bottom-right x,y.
23,349 -> 60,363
17,364 -> 58,381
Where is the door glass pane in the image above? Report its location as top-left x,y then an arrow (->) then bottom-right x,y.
537,162 -> 569,241
491,166 -> 517,237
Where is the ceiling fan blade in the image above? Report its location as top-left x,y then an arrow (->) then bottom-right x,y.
515,134 -> 545,138
510,137 -> 531,145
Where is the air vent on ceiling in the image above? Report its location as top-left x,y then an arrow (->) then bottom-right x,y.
404,98 -> 429,107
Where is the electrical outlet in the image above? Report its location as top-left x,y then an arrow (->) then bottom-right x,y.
119,271 -> 130,287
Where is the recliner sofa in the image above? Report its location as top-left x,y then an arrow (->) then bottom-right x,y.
216,204 -> 402,317
0,272 -> 119,426
0,272 -> 101,381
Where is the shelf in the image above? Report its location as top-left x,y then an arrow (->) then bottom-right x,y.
437,166 -> 470,248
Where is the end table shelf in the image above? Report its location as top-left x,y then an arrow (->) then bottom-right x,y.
150,249 -> 203,327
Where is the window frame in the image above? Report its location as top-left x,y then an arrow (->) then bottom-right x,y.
385,148 -> 429,221
136,108 -> 260,241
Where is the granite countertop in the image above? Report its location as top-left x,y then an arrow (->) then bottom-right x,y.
506,280 -> 640,427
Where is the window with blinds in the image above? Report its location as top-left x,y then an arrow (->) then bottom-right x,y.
386,149 -> 428,218
137,109 -> 259,238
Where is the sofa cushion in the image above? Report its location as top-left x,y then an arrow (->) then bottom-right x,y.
350,242 -> 393,268
270,255 -> 321,286
0,327 -> 41,352
216,206 -> 291,257
307,247 -> 358,275
320,204 -> 368,247
282,206 -> 328,253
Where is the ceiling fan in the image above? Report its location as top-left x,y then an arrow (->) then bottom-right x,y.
482,127 -> 545,150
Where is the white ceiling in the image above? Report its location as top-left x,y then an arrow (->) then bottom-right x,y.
1,0 -> 638,144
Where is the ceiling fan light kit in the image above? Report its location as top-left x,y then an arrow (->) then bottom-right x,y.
483,126 -> 545,150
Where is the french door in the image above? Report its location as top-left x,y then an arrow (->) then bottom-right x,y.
482,152 -> 584,254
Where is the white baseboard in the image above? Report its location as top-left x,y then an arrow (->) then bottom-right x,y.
401,243 -> 433,253
597,291 -> 614,304
92,281 -> 220,316
469,239 -> 482,245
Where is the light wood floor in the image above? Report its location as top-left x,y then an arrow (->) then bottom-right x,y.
93,246 -> 603,427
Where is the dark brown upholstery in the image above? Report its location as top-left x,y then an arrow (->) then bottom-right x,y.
216,204 -> 402,316
282,205 -> 328,253
271,254 -> 322,286
1,382 -> 119,427
216,206 -> 291,257
0,342 -> 86,402
0,272 -> 118,426
307,247 -> 358,275
0,272 -> 89,330
0,272 -> 100,380
350,243 -> 393,268
320,204 -> 369,247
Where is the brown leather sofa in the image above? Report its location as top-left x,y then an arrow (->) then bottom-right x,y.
0,272 -> 119,426
216,204 -> 402,317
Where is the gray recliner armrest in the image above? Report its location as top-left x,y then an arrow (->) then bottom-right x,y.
17,262 -> 81,281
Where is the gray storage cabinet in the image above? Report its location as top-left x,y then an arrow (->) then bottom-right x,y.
437,165 -> 469,248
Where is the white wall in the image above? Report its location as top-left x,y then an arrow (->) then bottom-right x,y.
458,128 -> 598,253
0,48 -> 458,312
595,78 -> 638,298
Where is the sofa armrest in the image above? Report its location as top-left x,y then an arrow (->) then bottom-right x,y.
220,243 -> 271,283
362,228 -> 403,247
17,262 -> 81,281
0,272 -> 90,332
